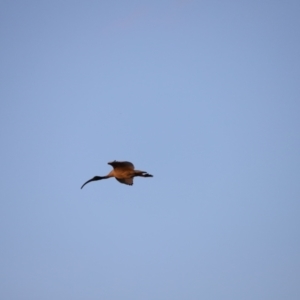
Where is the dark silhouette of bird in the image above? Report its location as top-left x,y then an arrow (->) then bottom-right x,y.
81,160 -> 153,189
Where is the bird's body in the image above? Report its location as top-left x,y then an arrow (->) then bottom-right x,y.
81,160 -> 153,189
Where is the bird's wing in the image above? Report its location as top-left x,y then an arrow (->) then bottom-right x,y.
111,161 -> 134,170
116,177 -> 133,185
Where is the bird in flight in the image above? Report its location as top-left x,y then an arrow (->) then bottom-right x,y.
81,161 -> 153,189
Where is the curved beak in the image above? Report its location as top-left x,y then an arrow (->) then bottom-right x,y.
81,176 -> 103,189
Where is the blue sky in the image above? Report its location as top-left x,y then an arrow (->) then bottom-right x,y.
1,1 -> 300,299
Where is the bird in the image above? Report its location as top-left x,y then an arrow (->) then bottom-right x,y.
81,160 -> 153,189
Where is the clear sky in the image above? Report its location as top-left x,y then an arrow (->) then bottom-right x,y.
1,1 -> 300,299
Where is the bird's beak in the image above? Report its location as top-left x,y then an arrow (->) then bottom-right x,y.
81,176 -> 102,189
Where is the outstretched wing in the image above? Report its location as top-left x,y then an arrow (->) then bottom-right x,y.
109,161 -> 134,170
116,177 -> 133,185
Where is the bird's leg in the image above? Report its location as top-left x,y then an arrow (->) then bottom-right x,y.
134,171 -> 153,177
141,173 -> 153,177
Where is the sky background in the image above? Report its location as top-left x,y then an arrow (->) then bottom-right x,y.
1,1 -> 300,299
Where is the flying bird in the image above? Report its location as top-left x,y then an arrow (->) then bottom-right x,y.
81,160 -> 153,189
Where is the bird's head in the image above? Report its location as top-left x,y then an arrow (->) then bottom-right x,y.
81,176 -> 103,189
